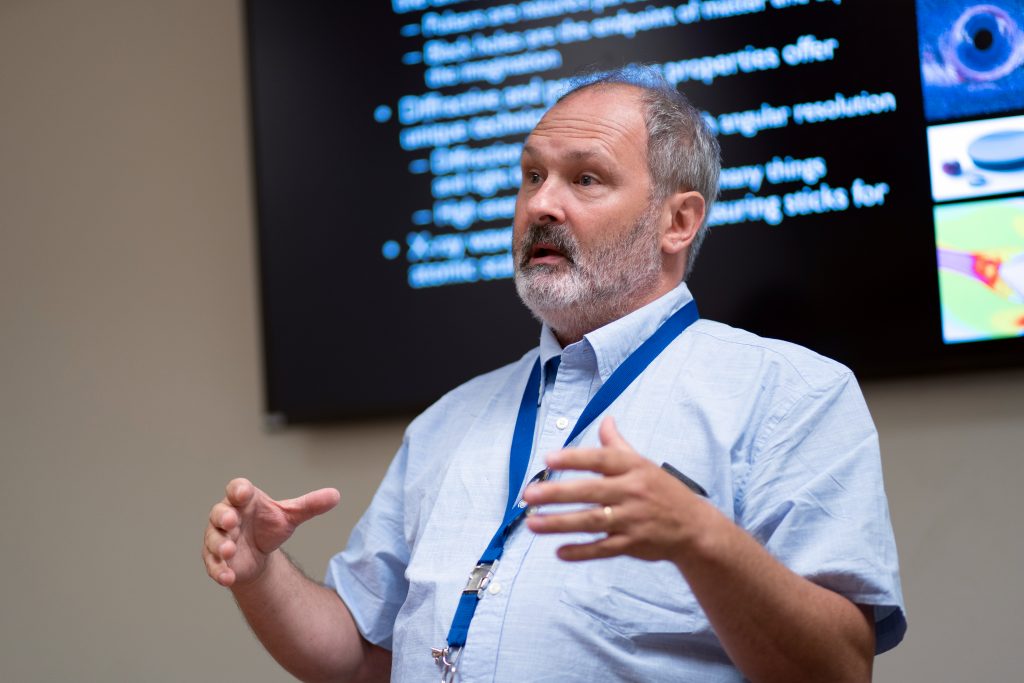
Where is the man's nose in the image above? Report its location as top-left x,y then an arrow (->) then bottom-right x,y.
521,178 -> 566,225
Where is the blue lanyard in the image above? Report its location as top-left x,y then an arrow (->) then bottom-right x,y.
441,300 -> 699,656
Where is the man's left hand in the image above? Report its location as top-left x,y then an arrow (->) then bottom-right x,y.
523,415 -> 716,563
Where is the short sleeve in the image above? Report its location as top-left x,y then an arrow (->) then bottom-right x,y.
737,371 -> 907,653
324,438 -> 412,650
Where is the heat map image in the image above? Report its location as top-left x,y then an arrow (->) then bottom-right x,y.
935,197 -> 1024,343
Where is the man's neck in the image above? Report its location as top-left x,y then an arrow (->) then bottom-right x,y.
549,282 -> 678,347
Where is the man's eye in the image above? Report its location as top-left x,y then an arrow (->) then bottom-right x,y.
578,174 -> 595,186
527,172 -> 541,184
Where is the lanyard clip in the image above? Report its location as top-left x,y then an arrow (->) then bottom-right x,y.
432,645 -> 461,682
462,559 -> 498,597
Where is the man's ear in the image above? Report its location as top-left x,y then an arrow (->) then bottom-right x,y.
661,191 -> 706,255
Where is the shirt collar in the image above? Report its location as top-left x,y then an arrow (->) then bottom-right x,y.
538,281 -> 696,385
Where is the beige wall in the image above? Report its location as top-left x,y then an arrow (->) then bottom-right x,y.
0,1 -> 1021,680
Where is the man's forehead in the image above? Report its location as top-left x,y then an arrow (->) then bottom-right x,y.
521,143 -> 607,161
523,85 -> 648,158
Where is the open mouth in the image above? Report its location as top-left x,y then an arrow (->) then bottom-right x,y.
529,242 -> 572,266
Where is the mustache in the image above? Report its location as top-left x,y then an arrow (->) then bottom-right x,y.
517,223 -> 580,266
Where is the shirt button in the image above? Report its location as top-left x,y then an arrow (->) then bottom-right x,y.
555,417 -> 569,430
487,581 -> 502,595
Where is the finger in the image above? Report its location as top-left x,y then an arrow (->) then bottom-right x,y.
526,505 -> 612,535
556,534 -> 632,562
203,548 -> 234,587
226,478 -> 255,508
546,444 -> 637,476
209,502 -> 238,532
202,534 -> 235,585
279,487 -> 341,526
521,477 -> 620,506
217,568 -> 235,587
598,416 -> 630,451
205,526 -> 235,559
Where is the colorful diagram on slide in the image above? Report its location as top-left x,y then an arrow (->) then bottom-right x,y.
935,197 -> 1024,343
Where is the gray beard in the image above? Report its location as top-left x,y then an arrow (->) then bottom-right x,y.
513,206 -> 663,343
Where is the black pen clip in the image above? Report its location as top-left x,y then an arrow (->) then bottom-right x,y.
660,462 -> 708,498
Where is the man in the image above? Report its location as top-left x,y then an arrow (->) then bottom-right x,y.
202,67 -> 905,682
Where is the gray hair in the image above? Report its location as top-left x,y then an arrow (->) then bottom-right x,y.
558,65 -> 721,279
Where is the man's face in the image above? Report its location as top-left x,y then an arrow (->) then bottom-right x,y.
512,85 -> 667,339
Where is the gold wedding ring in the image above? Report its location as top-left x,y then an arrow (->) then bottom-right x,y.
603,505 -> 615,529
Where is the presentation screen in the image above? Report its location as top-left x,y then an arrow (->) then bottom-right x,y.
247,0 -> 1024,423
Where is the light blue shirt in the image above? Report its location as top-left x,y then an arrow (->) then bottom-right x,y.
326,282 -> 906,682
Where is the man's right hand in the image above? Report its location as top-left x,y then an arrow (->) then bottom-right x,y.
202,477 -> 341,588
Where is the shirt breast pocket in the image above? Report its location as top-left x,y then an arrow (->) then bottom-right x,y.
558,555 -> 707,640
